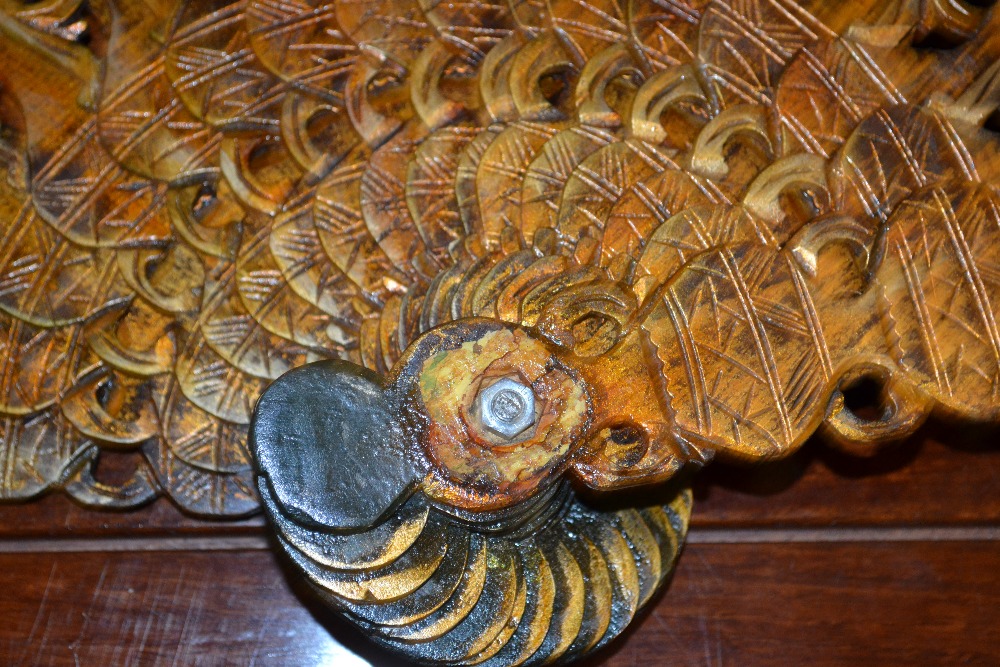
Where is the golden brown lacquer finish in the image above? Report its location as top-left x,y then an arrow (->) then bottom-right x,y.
0,0 -> 999,664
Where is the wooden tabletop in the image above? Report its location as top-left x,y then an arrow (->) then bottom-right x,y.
2,426 -> 998,666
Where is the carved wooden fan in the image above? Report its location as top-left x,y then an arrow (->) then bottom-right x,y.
0,0 -> 998,664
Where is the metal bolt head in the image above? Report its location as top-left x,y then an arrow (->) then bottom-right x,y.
477,377 -> 536,439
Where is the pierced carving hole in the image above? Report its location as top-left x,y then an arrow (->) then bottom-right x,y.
365,68 -> 411,119
305,108 -> 342,146
64,4 -> 92,45
441,58 -> 475,81
94,375 -> 134,419
984,108 -> 1000,134
94,377 -> 113,410
366,70 -> 404,97
247,140 -> 283,175
91,449 -> 143,488
658,101 -> 710,151
601,423 -> 649,470
722,133 -> 772,186
780,186 -> 830,228
609,424 -> 644,446
604,68 -> 643,117
571,313 -> 616,346
143,251 -> 163,282
538,66 -> 574,110
191,182 -> 217,218
841,374 -> 889,422
911,28 -> 972,50
440,58 -> 477,104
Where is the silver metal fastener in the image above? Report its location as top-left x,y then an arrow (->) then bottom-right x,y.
477,377 -> 536,439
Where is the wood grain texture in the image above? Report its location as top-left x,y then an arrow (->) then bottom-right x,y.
1,539 -> 998,666
693,426 -> 1000,527
0,430 -> 998,665
4,428 -> 999,540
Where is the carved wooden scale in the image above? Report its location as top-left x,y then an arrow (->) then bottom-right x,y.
1,0 -> 999,664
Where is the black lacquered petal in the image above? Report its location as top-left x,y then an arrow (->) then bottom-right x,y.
250,360 -> 418,530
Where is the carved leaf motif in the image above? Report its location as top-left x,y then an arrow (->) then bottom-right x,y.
0,317 -> 88,414
245,0 -> 352,81
0,209 -> 128,327
644,243 -> 833,457
628,0 -> 704,70
543,0 -> 629,65
880,183 -> 1000,418
0,411 -> 88,500
0,0 -> 993,504
775,39 -> 906,157
634,203 -> 771,286
272,197 -> 379,316
198,279 -> 328,381
334,0 -> 432,60
520,124 -> 617,245
405,125 -> 479,252
313,151 -> 408,302
362,124 -> 444,276
31,122 -> 123,247
478,120 -> 563,249
98,66 -> 219,182
834,105 -> 977,227
418,0 -> 513,61
174,327 -> 265,425
455,126 -> 501,242
556,138 -> 677,249
698,0 -> 831,105
602,169 -> 728,273
165,1 -> 281,130
235,226 -> 361,354
150,379 -> 257,515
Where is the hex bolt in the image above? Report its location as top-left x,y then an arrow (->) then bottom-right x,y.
477,377 -> 537,439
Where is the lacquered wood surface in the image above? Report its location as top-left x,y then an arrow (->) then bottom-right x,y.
3,430 -> 999,665
2,0 -> 1000,663
3,537 -> 998,665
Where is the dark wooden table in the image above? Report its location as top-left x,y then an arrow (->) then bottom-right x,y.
2,426 -> 999,665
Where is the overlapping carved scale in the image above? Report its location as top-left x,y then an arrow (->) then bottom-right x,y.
879,183 -> 1000,420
